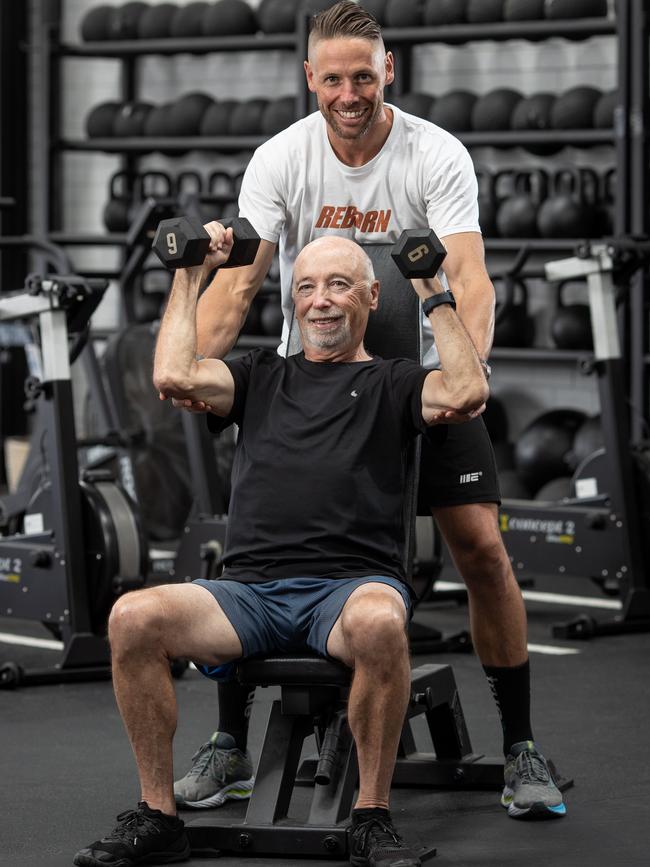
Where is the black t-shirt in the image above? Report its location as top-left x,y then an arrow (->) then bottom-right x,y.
207,349 -> 429,586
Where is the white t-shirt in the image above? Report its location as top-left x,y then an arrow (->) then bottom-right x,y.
238,104 -> 480,361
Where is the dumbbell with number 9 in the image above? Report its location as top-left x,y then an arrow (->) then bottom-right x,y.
152,214 -> 261,270
391,228 -> 447,278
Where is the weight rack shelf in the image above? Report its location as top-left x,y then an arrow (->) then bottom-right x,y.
381,18 -> 615,45
57,17 -> 615,59
59,129 -> 614,155
484,239 -> 588,251
490,347 -> 592,362
57,34 -> 298,57
59,137 -> 263,153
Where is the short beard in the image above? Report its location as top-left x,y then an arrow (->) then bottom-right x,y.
321,100 -> 383,140
304,317 -> 350,349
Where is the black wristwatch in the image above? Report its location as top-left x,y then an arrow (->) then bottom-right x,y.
422,290 -> 456,316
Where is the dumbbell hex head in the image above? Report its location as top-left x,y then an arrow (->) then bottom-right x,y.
391,229 -> 447,278
152,215 -> 260,270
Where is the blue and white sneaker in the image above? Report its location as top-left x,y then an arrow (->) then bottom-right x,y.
501,741 -> 567,819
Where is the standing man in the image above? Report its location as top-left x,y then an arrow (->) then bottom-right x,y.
174,1 -> 565,821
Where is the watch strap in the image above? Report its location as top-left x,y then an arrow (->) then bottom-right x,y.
422,290 -> 456,316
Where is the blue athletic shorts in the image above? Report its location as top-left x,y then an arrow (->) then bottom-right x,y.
194,574 -> 413,662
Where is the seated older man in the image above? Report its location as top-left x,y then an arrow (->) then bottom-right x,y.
73,231 -> 487,867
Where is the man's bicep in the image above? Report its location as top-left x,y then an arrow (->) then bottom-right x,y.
439,231 -> 488,289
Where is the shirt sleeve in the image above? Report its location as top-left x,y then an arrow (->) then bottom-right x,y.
206,350 -> 257,435
425,141 -> 480,239
237,144 -> 288,244
388,358 -> 431,437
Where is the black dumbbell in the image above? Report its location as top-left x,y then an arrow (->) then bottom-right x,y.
391,228 -> 447,278
152,215 -> 260,270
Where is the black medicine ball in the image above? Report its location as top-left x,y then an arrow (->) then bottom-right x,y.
467,0 -> 504,22
86,101 -> 122,137
257,0 -> 297,33
80,5 -> 113,40
430,91 -> 476,131
201,0 -> 258,36
170,2 -> 210,37
200,101 -> 238,136
229,99 -> 269,136
113,102 -> 153,137
137,3 -> 178,38
472,89 -> 522,131
424,0 -> 468,25
261,96 -> 297,136
385,0 -> 424,27
551,86 -> 602,129
107,2 -> 150,39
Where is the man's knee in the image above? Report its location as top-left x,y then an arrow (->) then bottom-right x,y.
108,588 -> 167,651
435,504 -> 511,583
342,593 -> 408,661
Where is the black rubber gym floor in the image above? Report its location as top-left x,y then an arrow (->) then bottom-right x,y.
2,573 -> 648,867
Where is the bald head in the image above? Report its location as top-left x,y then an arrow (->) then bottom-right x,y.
291,236 -> 379,362
294,236 -> 375,288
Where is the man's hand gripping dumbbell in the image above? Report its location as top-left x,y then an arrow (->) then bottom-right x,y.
152,215 -> 261,409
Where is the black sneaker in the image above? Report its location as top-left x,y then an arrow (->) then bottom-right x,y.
349,814 -> 421,867
73,801 -> 190,867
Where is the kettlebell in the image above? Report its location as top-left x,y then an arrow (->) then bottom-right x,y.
493,277 -> 535,348
260,296 -> 285,337
496,169 -> 547,238
475,167 -> 498,238
174,169 -> 203,199
103,170 -> 137,232
537,167 -> 597,239
550,281 -> 592,350
140,170 -> 174,201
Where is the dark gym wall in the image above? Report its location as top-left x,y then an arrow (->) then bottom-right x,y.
0,1 -> 28,288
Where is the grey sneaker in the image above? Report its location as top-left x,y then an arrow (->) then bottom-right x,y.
501,740 -> 566,819
174,731 -> 254,809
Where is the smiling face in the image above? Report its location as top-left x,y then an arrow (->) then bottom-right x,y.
304,37 -> 394,142
292,237 -> 379,361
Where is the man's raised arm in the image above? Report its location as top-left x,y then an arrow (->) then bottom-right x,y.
413,275 -> 490,425
153,225 -> 237,417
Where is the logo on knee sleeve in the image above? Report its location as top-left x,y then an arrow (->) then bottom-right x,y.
459,471 -> 483,484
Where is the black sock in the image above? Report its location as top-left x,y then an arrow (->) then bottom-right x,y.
217,681 -> 255,752
482,660 -> 534,757
352,807 -> 391,826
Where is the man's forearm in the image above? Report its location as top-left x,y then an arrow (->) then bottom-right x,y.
196,271 -> 247,358
447,275 -> 495,361
154,268 -> 204,393
428,305 -> 488,410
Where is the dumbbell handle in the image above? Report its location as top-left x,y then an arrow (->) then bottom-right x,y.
152,215 -> 260,270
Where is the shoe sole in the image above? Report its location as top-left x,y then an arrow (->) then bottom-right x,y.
350,856 -> 421,867
73,840 -> 191,866
175,777 -> 254,809
501,789 -> 566,820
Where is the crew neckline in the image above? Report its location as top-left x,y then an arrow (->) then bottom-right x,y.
322,104 -> 400,175
294,351 -> 378,370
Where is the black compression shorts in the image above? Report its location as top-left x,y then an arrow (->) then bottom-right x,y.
417,416 -> 501,512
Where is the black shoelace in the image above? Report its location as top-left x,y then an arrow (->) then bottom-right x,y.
106,808 -> 162,843
354,817 -> 403,852
515,750 -> 550,784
